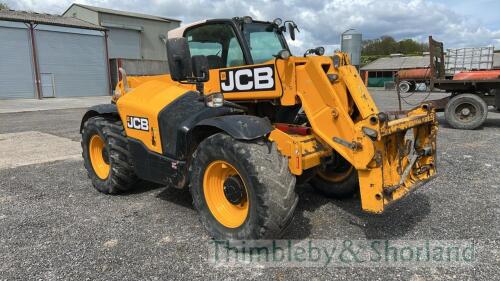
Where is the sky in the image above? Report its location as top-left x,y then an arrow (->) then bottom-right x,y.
4,0 -> 500,55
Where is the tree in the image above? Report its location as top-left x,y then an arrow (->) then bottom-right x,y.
362,35 -> 428,56
0,2 -> 9,10
360,35 -> 429,66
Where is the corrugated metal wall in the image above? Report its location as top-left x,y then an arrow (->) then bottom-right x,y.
35,25 -> 108,97
0,22 -> 35,99
107,27 -> 141,59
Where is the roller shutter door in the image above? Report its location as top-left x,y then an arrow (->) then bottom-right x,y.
107,28 -> 141,59
35,27 -> 108,97
0,24 -> 35,99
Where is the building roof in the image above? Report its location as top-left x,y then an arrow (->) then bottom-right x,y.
0,9 -> 105,30
361,55 -> 430,71
65,3 -> 181,23
362,53 -> 500,71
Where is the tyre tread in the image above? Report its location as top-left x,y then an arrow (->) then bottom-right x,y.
81,116 -> 138,194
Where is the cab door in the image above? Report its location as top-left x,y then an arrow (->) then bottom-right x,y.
184,23 -> 244,94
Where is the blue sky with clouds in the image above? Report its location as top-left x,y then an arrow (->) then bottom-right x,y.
4,0 -> 500,54
436,0 -> 500,29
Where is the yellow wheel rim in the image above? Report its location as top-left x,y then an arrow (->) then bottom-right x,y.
89,134 -> 110,180
318,165 -> 354,183
203,160 -> 249,228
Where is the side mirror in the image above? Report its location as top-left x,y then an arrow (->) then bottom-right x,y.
167,37 -> 192,81
288,22 -> 295,41
191,55 -> 210,82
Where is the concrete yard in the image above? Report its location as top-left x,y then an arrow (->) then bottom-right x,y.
0,90 -> 498,280
0,96 -> 111,114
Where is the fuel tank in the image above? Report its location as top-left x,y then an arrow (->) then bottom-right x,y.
398,68 -> 432,80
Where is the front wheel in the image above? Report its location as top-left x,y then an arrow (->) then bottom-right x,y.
310,154 -> 358,198
189,133 -> 298,240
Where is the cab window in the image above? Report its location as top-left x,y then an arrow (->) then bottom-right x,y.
185,23 -> 245,69
227,38 -> 245,67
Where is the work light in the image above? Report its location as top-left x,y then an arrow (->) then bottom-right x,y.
273,18 -> 283,26
205,92 -> 224,108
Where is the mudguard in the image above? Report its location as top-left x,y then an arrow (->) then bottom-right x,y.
194,115 -> 273,140
158,91 -> 271,159
80,103 -> 118,132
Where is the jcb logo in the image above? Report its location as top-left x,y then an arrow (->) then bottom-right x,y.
127,116 -> 149,131
219,65 -> 275,93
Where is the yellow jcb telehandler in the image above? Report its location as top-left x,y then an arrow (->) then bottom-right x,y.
80,17 -> 438,239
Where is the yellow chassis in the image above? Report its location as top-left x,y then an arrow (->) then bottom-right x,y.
115,52 -> 437,214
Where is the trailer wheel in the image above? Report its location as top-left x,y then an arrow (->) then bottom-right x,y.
310,154 -> 358,198
444,94 -> 488,130
189,133 -> 298,239
398,80 -> 412,93
81,116 -> 138,194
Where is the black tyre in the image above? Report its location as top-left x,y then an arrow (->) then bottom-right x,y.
444,94 -> 488,130
189,133 -> 298,240
310,154 -> 358,198
409,81 -> 417,92
81,116 -> 138,194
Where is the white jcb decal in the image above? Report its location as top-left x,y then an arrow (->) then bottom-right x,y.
127,116 -> 149,131
220,65 -> 275,92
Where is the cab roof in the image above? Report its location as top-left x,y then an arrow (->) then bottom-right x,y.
167,17 -> 274,39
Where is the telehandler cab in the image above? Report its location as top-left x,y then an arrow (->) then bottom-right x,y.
81,17 -> 438,239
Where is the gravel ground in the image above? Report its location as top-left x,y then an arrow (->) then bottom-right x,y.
0,90 -> 498,280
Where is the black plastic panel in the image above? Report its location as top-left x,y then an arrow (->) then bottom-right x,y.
157,91 -> 237,159
128,138 -> 186,188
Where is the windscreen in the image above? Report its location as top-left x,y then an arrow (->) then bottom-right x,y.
243,23 -> 287,64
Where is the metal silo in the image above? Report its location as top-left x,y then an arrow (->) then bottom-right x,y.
341,29 -> 362,69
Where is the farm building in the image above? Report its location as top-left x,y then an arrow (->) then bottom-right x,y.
63,4 -> 181,61
63,4 -> 181,89
0,4 -> 181,100
0,10 -> 109,99
360,54 -> 429,87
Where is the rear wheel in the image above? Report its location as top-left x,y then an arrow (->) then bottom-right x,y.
81,116 -> 138,194
310,154 -> 358,198
444,94 -> 488,130
190,133 -> 298,239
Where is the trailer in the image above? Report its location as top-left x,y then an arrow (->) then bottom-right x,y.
396,43 -> 495,94
396,37 -> 500,130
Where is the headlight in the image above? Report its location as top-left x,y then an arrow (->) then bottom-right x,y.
205,92 -> 224,108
